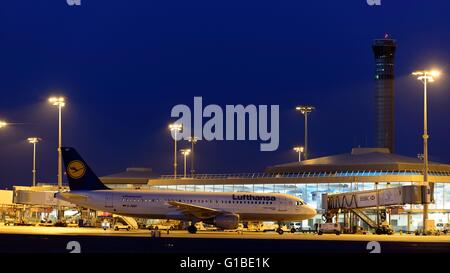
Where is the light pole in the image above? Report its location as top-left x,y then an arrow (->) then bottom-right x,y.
188,136 -> 198,176
295,105 -> 315,160
48,97 -> 65,189
27,137 -> 41,187
180,149 -> 191,178
169,123 -> 182,178
293,146 -> 304,162
412,69 -> 441,235
0,120 -> 7,129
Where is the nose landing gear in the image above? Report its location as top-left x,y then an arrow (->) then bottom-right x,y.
276,222 -> 284,235
188,225 -> 198,234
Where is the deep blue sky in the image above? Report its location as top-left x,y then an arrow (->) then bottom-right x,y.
1,0 -> 450,188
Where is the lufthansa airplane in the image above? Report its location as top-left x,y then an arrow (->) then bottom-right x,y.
55,147 -> 316,234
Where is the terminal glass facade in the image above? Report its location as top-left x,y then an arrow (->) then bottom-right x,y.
152,181 -> 450,231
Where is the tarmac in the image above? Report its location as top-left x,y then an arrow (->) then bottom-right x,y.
1,225 -> 450,253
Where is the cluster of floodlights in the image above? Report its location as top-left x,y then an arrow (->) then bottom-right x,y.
0,97 -> 66,188
168,123 -> 199,178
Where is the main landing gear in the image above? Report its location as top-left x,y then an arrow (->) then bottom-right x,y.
188,225 -> 197,234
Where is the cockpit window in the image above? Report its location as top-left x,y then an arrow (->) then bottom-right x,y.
296,201 -> 304,206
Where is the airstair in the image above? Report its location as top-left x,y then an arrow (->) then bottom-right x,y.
350,208 -> 378,229
113,215 -> 139,230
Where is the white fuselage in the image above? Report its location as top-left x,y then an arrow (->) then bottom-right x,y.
56,190 -> 316,222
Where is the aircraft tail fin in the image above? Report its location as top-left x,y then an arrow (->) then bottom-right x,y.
61,147 -> 110,191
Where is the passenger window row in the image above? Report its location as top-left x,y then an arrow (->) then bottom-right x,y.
121,198 -> 273,205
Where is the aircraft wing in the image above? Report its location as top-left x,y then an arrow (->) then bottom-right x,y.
167,201 -> 224,219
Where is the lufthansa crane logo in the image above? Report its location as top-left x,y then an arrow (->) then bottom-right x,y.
67,160 -> 86,179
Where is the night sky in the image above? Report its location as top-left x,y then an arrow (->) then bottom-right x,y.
1,0 -> 450,188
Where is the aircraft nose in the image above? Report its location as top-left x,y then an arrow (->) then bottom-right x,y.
308,206 -> 317,216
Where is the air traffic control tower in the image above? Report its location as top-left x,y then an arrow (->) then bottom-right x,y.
372,36 -> 397,153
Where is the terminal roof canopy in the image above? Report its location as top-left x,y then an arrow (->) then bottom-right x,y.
266,148 -> 450,174
100,167 -> 158,185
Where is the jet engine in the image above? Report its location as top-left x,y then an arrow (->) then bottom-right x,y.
204,213 -> 240,229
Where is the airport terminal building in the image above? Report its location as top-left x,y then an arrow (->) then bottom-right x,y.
3,148 -> 450,232
101,148 -> 450,231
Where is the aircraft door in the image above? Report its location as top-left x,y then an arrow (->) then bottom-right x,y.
105,192 -> 114,208
278,197 -> 287,212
